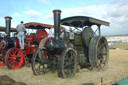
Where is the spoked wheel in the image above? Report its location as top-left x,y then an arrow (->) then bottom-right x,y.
32,48 -> 50,75
5,48 -> 24,69
32,37 -> 53,75
0,55 -> 5,67
89,36 -> 109,70
58,48 -> 77,78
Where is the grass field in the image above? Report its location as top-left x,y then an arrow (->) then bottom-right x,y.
0,49 -> 128,85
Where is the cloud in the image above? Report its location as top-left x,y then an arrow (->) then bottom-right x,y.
13,13 -> 21,17
61,5 -> 107,19
42,5 -> 109,21
110,0 -> 127,5
107,3 -> 128,18
43,12 -> 53,20
0,17 -> 4,26
11,23 -> 18,28
103,0 -> 128,35
43,1 -> 128,35
25,9 -> 42,19
38,0 -> 51,5
0,17 -> 3,23
77,0 -> 86,5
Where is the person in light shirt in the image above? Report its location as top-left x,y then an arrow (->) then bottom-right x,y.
16,21 -> 26,49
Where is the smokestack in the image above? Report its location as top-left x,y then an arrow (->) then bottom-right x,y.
4,16 -> 12,38
53,10 -> 61,41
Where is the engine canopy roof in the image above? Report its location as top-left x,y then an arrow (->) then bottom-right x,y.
60,16 -> 109,28
0,22 -> 64,32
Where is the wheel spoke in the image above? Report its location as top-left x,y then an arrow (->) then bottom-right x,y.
14,50 -> 17,55
15,61 -> 18,66
35,57 -> 41,62
8,58 -> 13,62
35,65 -> 41,74
10,61 -> 14,65
9,53 -> 14,57
70,51 -> 74,61
12,51 -> 15,56
101,43 -> 106,48
8,56 -> 13,59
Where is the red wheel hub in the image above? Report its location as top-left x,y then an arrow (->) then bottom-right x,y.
7,48 -> 24,69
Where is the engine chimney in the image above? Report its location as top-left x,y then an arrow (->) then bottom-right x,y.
4,16 -> 12,38
53,10 -> 61,41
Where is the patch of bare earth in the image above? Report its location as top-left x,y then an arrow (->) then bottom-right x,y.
0,49 -> 128,85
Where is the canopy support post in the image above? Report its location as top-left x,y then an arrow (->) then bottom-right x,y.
98,25 -> 101,36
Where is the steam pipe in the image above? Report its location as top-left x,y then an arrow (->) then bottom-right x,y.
53,10 -> 61,41
4,16 -> 12,38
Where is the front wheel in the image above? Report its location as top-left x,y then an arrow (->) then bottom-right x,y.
58,48 -> 77,78
5,48 -> 24,69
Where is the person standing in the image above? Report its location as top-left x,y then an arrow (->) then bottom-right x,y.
16,21 -> 26,49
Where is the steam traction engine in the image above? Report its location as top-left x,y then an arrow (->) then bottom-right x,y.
0,16 -> 54,69
32,10 -> 110,78
0,25 -> 16,65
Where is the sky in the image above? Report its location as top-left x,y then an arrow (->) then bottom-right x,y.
0,0 -> 128,35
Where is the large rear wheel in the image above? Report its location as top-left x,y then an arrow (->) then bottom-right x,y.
5,48 -> 24,69
89,36 -> 109,70
32,37 -> 53,75
32,48 -> 49,75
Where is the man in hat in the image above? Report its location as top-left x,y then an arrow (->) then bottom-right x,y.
16,21 -> 26,49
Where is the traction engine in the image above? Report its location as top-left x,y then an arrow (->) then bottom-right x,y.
0,16 -> 53,69
31,10 -> 110,78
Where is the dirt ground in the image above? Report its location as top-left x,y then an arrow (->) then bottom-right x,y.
0,49 -> 128,85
